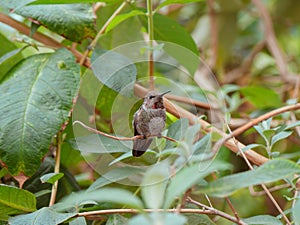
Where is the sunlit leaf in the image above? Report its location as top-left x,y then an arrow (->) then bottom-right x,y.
106,10 -> 146,33
40,173 -> 64,184
0,184 -> 36,218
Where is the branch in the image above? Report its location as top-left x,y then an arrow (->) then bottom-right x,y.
77,207 -> 247,225
213,103 -> 300,155
80,1 -> 127,65
73,120 -> 177,142
252,0 -> 297,83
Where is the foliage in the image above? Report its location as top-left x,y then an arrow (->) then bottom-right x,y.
0,0 -> 299,225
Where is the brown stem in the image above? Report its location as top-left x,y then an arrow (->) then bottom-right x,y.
213,103 -> 300,156
49,132 -> 62,206
207,0 -> 218,68
73,120 -> 177,142
252,0 -> 297,83
187,198 -> 247,225
77,207 -> 247,225
79,1 -> 127,65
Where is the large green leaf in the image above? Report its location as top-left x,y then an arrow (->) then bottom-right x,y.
156,0 -> 205,10
0,48 -> 80,176
243,215 -> 283,225
163,160 -> 231,208
87,167 -> 142,191
128,212 -> 187,225
105,10 -> 146,33
9,207 -> 76,225
91,49 -> 137,96
0,184 -> 36,219
197,159 -> 300,197
0,47 -> 27,83
0,33 -> 18,57
141,162 -> 170,209
14,4 -> 96,42
56,188 -> 143,211
293,197 -> 300,225
240,86 -> 281,109
140,13 -> 199,75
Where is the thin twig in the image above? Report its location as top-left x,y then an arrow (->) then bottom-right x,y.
252,0 -> 297,83
49,132 -> 62,206
249,183 -> 290,196
226,122 -> 291,225
212,103 -> 300,156
147,0 -> 155,90
79,1 -> 128,65
73,120 -> 177,142
165,93 -> 211,110
207,0 -> 218,68
77,206 -> 247,225
187,197 -> 248,225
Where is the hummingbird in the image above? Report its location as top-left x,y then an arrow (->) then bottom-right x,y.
132,90 -> 170,157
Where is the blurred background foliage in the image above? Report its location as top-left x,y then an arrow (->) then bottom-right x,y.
0,0 -> 300,224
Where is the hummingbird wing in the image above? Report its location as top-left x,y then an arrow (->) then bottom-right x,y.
132,111 -> 152,157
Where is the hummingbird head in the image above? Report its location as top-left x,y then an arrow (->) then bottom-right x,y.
143,90 -> 170,109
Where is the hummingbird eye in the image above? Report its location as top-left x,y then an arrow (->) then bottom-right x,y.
149,95 -> 155,99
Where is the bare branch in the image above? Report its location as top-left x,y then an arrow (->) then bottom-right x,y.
73,120 -> 177,142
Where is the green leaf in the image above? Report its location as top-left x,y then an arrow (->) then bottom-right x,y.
91,49 -> 137,96
185,213 -> 216,225
240,143 -> 264,153
0,47 -> 27,83
71,134 -> 129,154
271,131 -> 293,146
106,214 -> 127,225
293,197 -> 300,225
240,86 -> 281,109
140,13 -> 199,75
40,173 -> 64,184
156,0 -> 205,10
197,159 -> 300,197
31,0 -> 123,4
284,121 -> 300,130
243,215 -> 283,225
0,32 -> 18,57
14,4 -> 96,42
9,207 -> 76,225
166,118 -> 189,148
0,48 -> 80,176
128,212 -> 187,225
57,188 -> 143,211
106,10 -> 146,33
163,160 -> 231,208
141,162 -> 170,209
70,217 -> 87,225
87,167 -> 142,191
0,184 -> 36,217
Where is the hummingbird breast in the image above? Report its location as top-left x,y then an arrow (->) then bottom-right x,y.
135,108 -> 166,137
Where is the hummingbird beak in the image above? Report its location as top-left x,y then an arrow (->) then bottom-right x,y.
160,90 -> 171,97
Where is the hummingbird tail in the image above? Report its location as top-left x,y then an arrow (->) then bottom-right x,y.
132,138 -> 153,157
